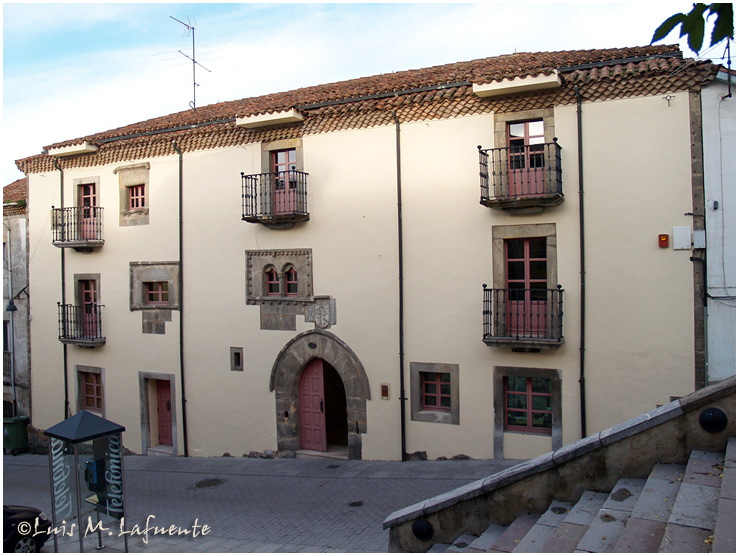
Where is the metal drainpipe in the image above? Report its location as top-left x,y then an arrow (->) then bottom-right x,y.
52,157 -> 71,419
574,85 -> 587,439
172,141 -> 189,457
391,111 -> 407,461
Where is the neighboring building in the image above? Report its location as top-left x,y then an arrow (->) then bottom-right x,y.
16,45 -> 732,461
3,177 -> 31,418
701,69 -> 736,384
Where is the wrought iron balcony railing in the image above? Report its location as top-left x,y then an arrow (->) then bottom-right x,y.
241,169 -> 309,227
478,142 -> 563,211
58,303 -> 106,347
483,285 -> 564,349
51,206 -> 105,249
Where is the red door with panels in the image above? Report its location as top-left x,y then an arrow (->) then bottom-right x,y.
506,237 -> 548,337
298,359 -> 327,451
508,120 -> 546,197
79,183 -> 98,239
156,380 -> 172,446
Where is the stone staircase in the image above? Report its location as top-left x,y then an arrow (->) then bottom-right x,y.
428,437 -> 735,553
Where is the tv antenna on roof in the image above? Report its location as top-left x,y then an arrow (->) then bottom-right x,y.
170,15 -> 211,109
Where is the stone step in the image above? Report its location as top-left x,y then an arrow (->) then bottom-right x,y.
658,449 -> 723,552
489,512 -> 541,553
428,543 -> 452,553
466,523 -> 507,552
542,490 -> 608,552
574,474 -> 650,553
445,534 -> 478,552
512,500 -> 573,552
712,437 -> 735,553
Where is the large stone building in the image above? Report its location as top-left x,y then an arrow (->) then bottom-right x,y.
16,45 -> 734,461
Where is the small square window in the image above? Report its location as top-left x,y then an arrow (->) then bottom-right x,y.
128,184 -> 146,210
144,282 -> 169,305
230,347 -> 244,372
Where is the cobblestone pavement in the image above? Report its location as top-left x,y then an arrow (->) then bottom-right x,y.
4,454 -> 520,553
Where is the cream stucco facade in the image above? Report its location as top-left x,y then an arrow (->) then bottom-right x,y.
22,48 -> 722,461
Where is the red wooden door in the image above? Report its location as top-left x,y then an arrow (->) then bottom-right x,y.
508,121 -> 545,197
156,380 -> 172,446
79,183 -> 97,239
271,149 -> 297,214
506,238 -> 547,337
79,279 -> 98,338
299,359 -> 327,451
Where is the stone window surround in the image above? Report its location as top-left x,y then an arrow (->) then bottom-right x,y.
130,262 -> 180,311
491,223 -> 558,289
74,273 -> 101,305
72,176 -> 100,207
76,364 -> 104,416
493,366 -> 562,459
114,162 -> 150,227
410,362 -> 460,425
230,347 -> 244,372
261,138 -> 303,173
246,249 -> 313,305
494,108 -> 555,148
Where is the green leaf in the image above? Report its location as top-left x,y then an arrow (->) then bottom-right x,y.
709,3 -> 734,45
652,13 -> 686,43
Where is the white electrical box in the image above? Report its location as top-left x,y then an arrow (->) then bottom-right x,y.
673,226 -> 692,250
693,229 -> 706,249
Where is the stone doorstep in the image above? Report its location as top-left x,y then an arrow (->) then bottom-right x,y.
575,507 -> 631,553
612,517 -> 667,553
489,513 -> 540,553
428,543 -> 452,553
658,522 -> 713,553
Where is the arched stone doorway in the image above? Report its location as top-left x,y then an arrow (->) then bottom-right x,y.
270,330 -> 370,459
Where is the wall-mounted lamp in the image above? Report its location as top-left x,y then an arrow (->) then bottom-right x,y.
5,285 -> 29,312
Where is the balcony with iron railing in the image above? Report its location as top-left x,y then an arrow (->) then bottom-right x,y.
51,206 -> 105,250
58,303 -> 106,347
241,169 -> 309,228
483,285 -> 564,349
478,141 -> 563,213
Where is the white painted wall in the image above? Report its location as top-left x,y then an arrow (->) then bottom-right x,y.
702,75 -> 736,383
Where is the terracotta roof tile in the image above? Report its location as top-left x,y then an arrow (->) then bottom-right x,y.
16,45 -> 719,176
3,177 -> 28,216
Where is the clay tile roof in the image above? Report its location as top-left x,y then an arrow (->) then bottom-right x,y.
3,177 -> 28,216
43,44 -> 684,150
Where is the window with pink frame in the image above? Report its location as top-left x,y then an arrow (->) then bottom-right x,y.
284,266 -> 298,297
504,376 -> 552,433
81,372 -> 103,411
421,372 -> 452,411
144,281 -> 169,305
128,184 -> 146,210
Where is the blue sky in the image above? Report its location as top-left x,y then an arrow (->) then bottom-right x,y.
3,2 -> 732,186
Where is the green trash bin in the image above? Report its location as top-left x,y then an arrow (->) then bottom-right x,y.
3,416 -> 29,455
